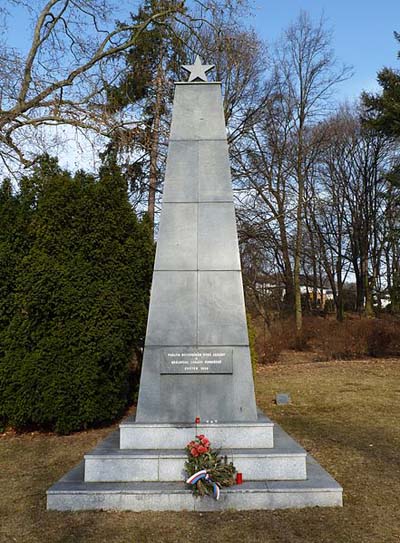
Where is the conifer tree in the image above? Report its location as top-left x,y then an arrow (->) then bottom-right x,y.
105,0 -> 186,227
363,31 -> 400,312
0,179 -> 31,362
0,156 -> 154,433
363,32 -> 400,138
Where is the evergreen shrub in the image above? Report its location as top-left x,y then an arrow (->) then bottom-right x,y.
0,157 -> 154,433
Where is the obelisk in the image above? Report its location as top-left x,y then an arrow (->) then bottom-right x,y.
136,56 -> 257,423
47,58 -> 343,512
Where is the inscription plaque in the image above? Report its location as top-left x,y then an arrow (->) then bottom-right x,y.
160,347 -> 233,374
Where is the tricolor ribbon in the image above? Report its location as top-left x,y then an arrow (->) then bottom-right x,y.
186,470 -> 220,500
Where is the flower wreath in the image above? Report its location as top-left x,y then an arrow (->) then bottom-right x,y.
184,434 -> 236,499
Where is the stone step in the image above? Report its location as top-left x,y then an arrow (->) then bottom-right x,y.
84,447 -> 306,483
83,426 -> 306,483
47,456 -> 342,511
119,412 -> 274,450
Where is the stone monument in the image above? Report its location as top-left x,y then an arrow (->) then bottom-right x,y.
135,56 -> 257,425
47,57 -> 342,511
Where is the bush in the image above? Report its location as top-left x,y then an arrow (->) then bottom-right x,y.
306,316 -> 400,360
247,313 -> 258,380
252,316 -> 316,364
365,318 -> 400,357
262,328 -> 286,364
0,157 -> 154,433
310,318 -> 366,360
251,314 -> 400,365
253,318 -> 291,364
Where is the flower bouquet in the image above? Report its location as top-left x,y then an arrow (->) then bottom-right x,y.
185,434 -> 236,498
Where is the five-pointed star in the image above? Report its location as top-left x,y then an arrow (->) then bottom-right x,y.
182,55 -> 215,82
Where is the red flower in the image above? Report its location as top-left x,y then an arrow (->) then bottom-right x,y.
197,434 -> 205,440
201,438 -> 209,446
197,445 -> 207,454
190,447 -> 199,457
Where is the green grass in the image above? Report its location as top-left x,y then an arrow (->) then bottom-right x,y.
1,357 -> 399,543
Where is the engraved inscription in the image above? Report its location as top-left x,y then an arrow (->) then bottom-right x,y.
160,348 -> 233,374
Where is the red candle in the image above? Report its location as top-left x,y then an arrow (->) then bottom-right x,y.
195,417 -> 200,424
236,472 -> 243,484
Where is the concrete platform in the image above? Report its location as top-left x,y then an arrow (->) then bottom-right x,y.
47,456 -> 342,512
47,422 -> 342,511
84,434 -> 306,483
119,412 -> 274,449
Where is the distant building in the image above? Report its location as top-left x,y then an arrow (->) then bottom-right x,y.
299,285 -> 334,307
253,273 -> 334,309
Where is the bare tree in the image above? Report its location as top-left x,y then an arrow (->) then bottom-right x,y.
235,13 -> 351,328
340,113 -> 393,316
0,0 -> 188,174
95,0 -> 260,228
234,75 -> 296,314
187,20 -> 266,142
274,11 -> 351,334
306,106 -> 396,317
304,115 -> 353,320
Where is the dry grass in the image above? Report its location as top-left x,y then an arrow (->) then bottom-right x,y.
1,356 -> 400,543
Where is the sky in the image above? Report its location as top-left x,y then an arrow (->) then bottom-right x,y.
4,0 -> 400,172
249,0 -> 400,101
7,0 -> 400,104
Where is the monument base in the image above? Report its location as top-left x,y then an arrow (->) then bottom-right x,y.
119,411 -> 274,449
47,413 -> 342,511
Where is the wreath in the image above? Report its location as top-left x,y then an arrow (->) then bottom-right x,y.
184,434 -> 236,499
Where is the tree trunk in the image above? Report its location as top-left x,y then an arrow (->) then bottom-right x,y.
362,255 -> 374,317
294,173 -> 304,335
336,259 -> 344,322
294,130 -> 304,336
309,226 -> 318,310
353,259 -> 364,313
336,228 -> 344,321
392,268 -> 400,313
148,56 -> 164,233
278,216 -> 295,313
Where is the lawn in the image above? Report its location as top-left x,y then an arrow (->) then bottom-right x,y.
1,356 -> 399,543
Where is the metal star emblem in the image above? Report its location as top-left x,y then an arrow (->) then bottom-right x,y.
182,55 -> 215,82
